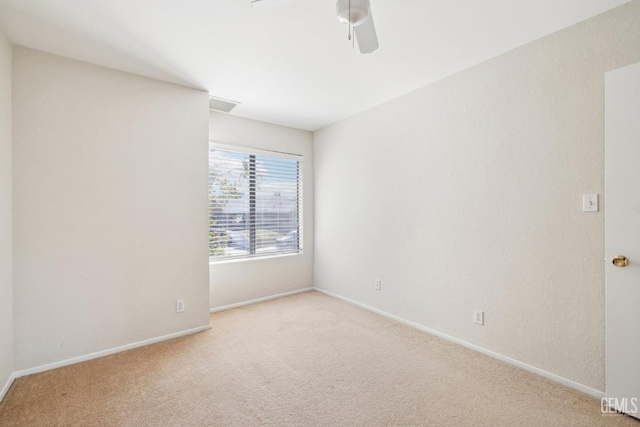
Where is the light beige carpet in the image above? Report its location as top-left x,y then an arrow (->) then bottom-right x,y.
0,291 -> 638,426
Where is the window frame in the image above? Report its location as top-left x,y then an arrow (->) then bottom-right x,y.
208,142 -> 304,264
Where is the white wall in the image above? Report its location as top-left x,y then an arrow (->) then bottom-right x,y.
314,1 -> 640,392
12,47 -> 211,370
209,112 -> 313,309
0,26 -> 13,394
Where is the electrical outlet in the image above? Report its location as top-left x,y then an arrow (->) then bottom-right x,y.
473,309 -> 484,325
375,279 -> 382,291
176,299 -> 185,313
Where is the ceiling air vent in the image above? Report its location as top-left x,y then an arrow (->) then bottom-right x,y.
209,96 -> 240,113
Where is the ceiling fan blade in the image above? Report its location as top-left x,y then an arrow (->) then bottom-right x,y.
354,11 -> 379,54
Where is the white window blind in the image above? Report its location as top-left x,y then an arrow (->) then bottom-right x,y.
209,144 -> 303,261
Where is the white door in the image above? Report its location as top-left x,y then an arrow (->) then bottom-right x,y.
605,61 -> 640,419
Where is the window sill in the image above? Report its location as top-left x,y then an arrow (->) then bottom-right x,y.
209,250 -> 303,266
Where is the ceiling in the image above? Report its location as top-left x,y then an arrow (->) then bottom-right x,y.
0,0 -> 630,131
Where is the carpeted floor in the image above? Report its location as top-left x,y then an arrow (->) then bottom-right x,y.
0,291 -> 638,426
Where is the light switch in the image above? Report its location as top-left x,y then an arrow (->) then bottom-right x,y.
583,194 -> 598,212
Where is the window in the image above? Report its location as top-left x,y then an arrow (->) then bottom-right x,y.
209,144 -> 303,261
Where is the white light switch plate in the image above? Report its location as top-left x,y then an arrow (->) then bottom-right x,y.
583,194 -> 598,212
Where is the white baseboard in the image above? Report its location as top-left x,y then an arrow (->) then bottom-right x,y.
4,289 -> 603,403
314,287 -> 605,399
210,287 -> 314,313
13,324 -> 212,379
0,372 -> 17,404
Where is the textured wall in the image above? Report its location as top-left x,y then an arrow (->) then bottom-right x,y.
209,112 -> 314,309
0,26 -> 13,394
314,2 -> 640,392
12,47 -> 210,370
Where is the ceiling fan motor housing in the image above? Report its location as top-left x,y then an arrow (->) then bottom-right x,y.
336,0 -> 370,26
